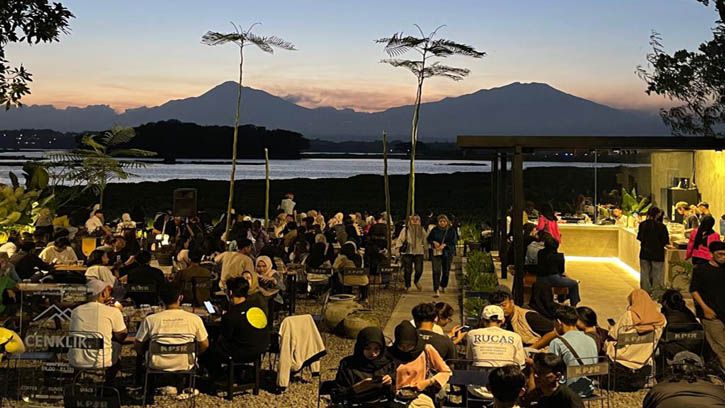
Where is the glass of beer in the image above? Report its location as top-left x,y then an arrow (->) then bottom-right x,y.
82,237 -> 97,258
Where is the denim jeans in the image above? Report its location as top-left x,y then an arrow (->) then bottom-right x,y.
431,254 -> 452,291
402,254 -> 424,288
536,274 -> 581,306
639,259 -> 664,293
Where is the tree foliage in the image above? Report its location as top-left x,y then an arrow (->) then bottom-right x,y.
47,126 -> 155,207
637,0 -> 725,137
0,0 -> 74,109
377,25 -> 484,217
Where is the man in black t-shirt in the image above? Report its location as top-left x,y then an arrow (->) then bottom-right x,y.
643,352 -> 725,408
125,251 -> 166,306
412,302 -> 457,362
201,277 -> 270,380
690,241 -> 725,369
532,353 -> 584,408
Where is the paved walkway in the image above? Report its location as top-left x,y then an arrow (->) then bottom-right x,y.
383,259 -> 461,340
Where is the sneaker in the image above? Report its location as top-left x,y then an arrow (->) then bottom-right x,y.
441,288 -> 446,294
415,282 -> 422,291
158,386 -> 178,396
434,290 -> 440,298
405,287 -> 410,292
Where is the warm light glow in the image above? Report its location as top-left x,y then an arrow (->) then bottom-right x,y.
566,256 -> 641,281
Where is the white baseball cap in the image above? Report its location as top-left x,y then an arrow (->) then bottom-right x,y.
482,305 -> 505,321
87,279 -> 111,297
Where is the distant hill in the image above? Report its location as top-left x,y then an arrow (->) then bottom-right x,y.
0,82 -> 668,140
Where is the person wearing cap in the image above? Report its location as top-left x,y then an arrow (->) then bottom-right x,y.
643,352 -> 725,408
68,279 -> 127,382
465,304 -> 526,401
690,240 -> 725,369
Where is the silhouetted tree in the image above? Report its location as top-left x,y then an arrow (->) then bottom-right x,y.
637,0 -> 725,137
1,1 -> 74,109
202,23 -> 296,238
377,25 -> 484,219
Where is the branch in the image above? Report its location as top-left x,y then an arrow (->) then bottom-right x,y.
201,31 -> 244,46
245,33 -> 296,53
376,33 -> 426,57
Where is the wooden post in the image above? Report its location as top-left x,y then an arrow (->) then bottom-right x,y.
383,133 -> 392,258
264,148 -> 270,230
491,151 -> 499,250
512,146 -> 525,305
499,152 -> 509,279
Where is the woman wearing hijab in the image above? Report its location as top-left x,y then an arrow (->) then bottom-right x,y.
333,241 -> 368,303
528,281 -> 558,320
397,215 -> 428,292
306,234 -> 334,269
427,214 -> 458,297
241,270 -> 268,314
255,255 -> 284,298
332,327 -> 395,404
686,215 -> 720,265
605,289 -> 667,391
389,321 -> 451,407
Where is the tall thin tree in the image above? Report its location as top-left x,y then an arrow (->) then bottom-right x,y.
264,147 -> 270,230
377,25 -> 484,219
202,23 -> 295,238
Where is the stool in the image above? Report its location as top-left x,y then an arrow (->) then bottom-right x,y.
222,356 -> 260,400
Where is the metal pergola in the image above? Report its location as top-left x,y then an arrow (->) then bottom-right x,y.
457,135 -> 725,305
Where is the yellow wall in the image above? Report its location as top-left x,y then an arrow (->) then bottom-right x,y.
650,152 -> 694,209
695,150 -> 725,226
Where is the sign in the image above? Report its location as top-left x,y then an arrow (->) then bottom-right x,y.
616,331 -> 655,347
567,362 -> 609,378
664,330 -> 705,342
307,268 -> 334,275
342,267 -> 367,276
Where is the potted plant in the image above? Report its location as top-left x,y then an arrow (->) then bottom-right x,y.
460,223 -> 482,255
461,250 -> 498,324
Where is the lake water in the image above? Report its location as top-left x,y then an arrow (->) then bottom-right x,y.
0,151 -> 648,184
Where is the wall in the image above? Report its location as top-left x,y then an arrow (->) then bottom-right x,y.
650,152 -> 694,209
695,150 -> 725,229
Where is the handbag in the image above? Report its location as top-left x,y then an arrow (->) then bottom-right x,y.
400,229 -> 409,254
432,228 -> 449,257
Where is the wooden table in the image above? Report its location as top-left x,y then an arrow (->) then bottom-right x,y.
53,264 -> 87,272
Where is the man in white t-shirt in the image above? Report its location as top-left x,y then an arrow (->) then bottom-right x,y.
134,284 -> 208,396
39,237 -> 78,265
466,305 -> 526,400
68,280 -> 127,381
86,210 -> 111,236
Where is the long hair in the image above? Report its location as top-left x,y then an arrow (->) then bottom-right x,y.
539,203 -> 556,221
693,215 -> 715,248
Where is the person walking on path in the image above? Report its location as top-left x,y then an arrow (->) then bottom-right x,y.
427,214 -> 457,298
397,215 -> 428,291
637,206 -> 670,293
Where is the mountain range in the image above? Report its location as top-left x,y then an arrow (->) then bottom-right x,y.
0,82 -> 669,141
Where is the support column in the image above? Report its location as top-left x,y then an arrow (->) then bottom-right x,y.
491,152 -> 499,250
499,152 -> 509,279
512,146 -> 525,305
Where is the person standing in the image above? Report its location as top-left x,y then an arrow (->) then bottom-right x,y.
690,241 -> 725,369
397,215 -> 427,291
278,192 -> 296,215
686,215 -> 720,265
427,214 -> 457,298
637,206 -> 670,293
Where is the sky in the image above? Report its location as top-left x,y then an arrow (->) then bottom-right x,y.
5,0 -> 721,113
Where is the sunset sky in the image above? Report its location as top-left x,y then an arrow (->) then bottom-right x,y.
5,0 -> 719,113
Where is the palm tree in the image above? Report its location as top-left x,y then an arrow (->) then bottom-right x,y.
48,126 -> 154,207
377,25 -> 484,219
202,23 -> 295,238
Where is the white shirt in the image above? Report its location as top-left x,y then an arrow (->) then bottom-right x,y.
68,302 -> 126,369
85,216 -> 104,233
135,309 -> 208,371
39,246 -> 78,264
0,242 -> 17,257
85,265 -> 116,286
466,326 -> 526,367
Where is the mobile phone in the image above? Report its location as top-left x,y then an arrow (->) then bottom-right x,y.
459,325 -> 471,332
607,318 -> 616,326
204,301 -> 216,315
372,375 -> 383,383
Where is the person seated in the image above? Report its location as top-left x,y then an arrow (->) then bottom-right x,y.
490,290 -> 556,349
174,249 -> 212,306
68,280 -> 127,383
255,255 -> 284,298
116,213 -> 137,233
529,353 -> 584,408
536,234 -> 580,306
333,241 -> 368,303
466,305 -> 526,401
389,321 -> 451,408
432,302 -> 466,345
488,365 -> 527,408
659,289 -> 702,359
643,352 -> 725,408
39,236 -> 78,264
604,289 -> 666,391
108,235 -> 135,270
549,306 -> 598,398
331,326 -> 395,404
241,270 -> 269,315
0,326 -> 25,362
86,210 -> 112,236
200,277 -> 270,382
524,225 -> 544,266
84,249 -> 117,287
527,281 -> 558,320
214,238 -> 255,290
305,234 -> 334,269
10,240 -> 52,280
575,306 -> 610,357
288,240 -> 309,264
125,250 -> 165,306
412,303 -> 457,362
134,284 -> 209,400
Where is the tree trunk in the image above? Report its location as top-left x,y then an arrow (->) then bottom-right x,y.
383,132 -> 392,258
264,147 -> 270,230
407,75 -> 424,220
225,46 -> 245,239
